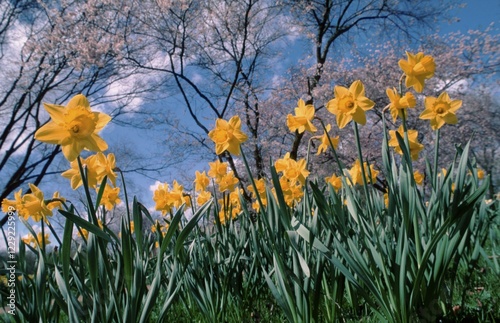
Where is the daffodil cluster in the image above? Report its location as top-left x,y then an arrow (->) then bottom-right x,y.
347,160 -> 379,186
153,181 -> 191,216
388,126 -> 424,161
21,232 -> 51,247
274,153 -> 309,206
32,94 -> 121,212
151,219 -> 171,248
385,51 -> 462,162
247,178 -> 268,212
194,170 -> 212,206
1,184 -> 64,222
19,50 -> 475,234
61,152 -> 121,210
206,160 -> 243,224
218,188 -> 243,225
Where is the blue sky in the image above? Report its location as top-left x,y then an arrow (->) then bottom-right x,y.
441,0 -> 500,33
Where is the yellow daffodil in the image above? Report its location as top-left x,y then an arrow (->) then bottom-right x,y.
218,171 -> 239,192
414,170 -> 424,186
194,171 -> 210,192
98,184 -> 121,210
386,88 -> 416,121
21,234 -> 36,246
420,92 -> 462,130
172,180 -> 191,208
95,152 -> 117,186
151,219 -> 170,237
22,232 -> 51,247
218,211 -> 231,226
47,191 -> 65,211
151,220 -> 160,233
208,116 -> 248,155
316,124 -> 339,155
348,160 -> 379,185
277,177 -> 304,207
218,188 -> 242,224
384,191 -> 389,207
275,152 -> 309,185
2,189 -> 23,213
34,94 -> 111,161
21,184 -> 52,222
62,154 -> 100,189
208,160 -> 228,183
325,173 -> 342,192
4,184 -> 53,222
248,178 -> 268,211
77,228 -> 89,240
326,80 -> 375,129
228,188 -> 242,208
153,181 -> 189,215
247,178 -> 266,199
398,51 -> 435,93
286,99 -> 317,134
160,222 -> 169,236
196,190 -> 212,206
388,126 -> 424,161
477,169 -> 485,180
153,183 -> 173,215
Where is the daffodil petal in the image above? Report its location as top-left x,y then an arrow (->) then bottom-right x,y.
228,116 -> 241,129
449,100 -> 462,112
35,122 -> 69,144
419,108 -> 434,120
326,98 -> 338,114
336,113 -> 351,129
233,131 -> 248,143
350,80 -> 365,98
88,134 -> 108,151
442,112 -> 458,125
67,94 -> 90,110
424,96 -> 436,109
398,60 -> 412,74
357,97 -> 375,110
43,103 -> 66,123
351,107 -> 367,125
386,88 -> 398,101
334,86 -> 349,99
61,144 -> 80,162
95,112 -> 112,131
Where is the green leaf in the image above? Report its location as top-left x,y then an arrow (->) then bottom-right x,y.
58,209 -> 111,242
175,200 -> 212,255
61,212 -> 73,282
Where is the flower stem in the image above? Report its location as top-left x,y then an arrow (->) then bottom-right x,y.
240,146 -> 265,218
401,110 -> 414,175
353,122 -> 373,215
402,110 -> 422,265
318,119 -> 344,173
306,137 -> 313,169
433,129 -> 440,189
77,156 -> 97,223
118,169 -> 131,223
